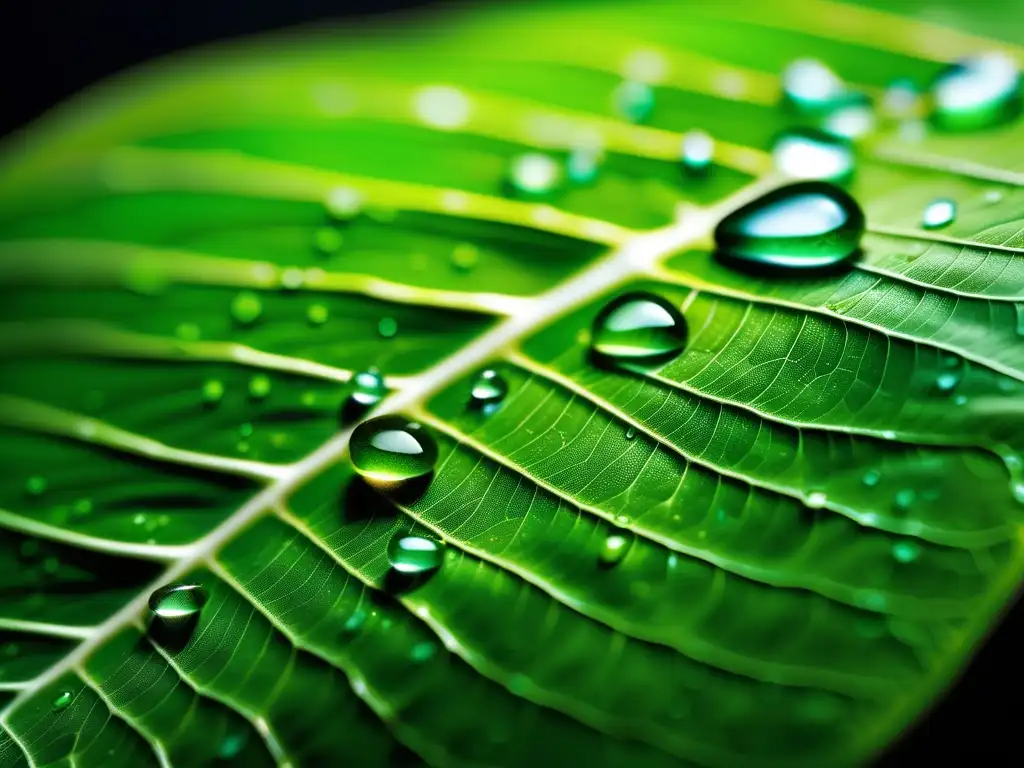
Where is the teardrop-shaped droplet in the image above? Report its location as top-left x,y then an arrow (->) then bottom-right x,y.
781,58 -> 846,113
230,291 -> 263,325
714,181 -> 865,270
625,426 -> 637,440
52,691 -> 74,712
348,368 -> 387,410
820,92 -> 876,140
387,534 -> 444,576
350,416 -> 438,486
680,130 -> 714,175
922,198 -> 956,229
149,584 -> 208,620
613,80 -> 655,123
772,128 -> 854,183
507,153 -> 562,196
930,52 -> 1020,131
590,292 -> 687,367
469,369 -> 508,409
599,533 -> 632,567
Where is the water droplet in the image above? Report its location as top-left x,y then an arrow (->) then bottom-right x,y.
313,226 -> 343,255
1013,482 -> 1024,504
280,268 -> 305,290
892,541 -> 921,563
325,187 -> 364,220
507,153 -> 562,196
347,368 -> 387,412
148,583 -> 208,620
248,374 -> 271,400
378,317 -> 398,338
625,426 -> 637,440
567,146 -> 602,184
133,513 -> 146,526
772,128 -> 854,183
922,198 -> 956,229
343,607 -> 369,634
410,641 -> 437,662
806,491 -> 828,508
351,416 -> 438,486
821,92 -> 876,140
613,80 -> 655,122
201,379 -> 225,405
862,469 -> 881,487
230,291 -> 263,326
781,59 -> 845,113
613,513 -> 631,527
450,243 -> 479,272
590,292 -> 687,367
42,557 -> 60,574
598,533 -> 632,567
217,729 -> 249,759
175,323 -> 201,342
71,498 -> 93,516
25,475 -> 47,496
930,52 -> 1021,131
984,189 -> 1004,205
893,488 -> 917,511
52,691 -> 73,711
680,130 -> 714,175
882,78 -> 919,118
307,304 -> 329,326
714,181 -> 865,270
469,369 -> 507,409
414,85 -> 471,130
934,366 -> 962,393
387,534 -> 444,576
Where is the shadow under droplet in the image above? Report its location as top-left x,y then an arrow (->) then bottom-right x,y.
382,566 -> 439,595
145,614 -> 200,653
713,248 -> 862,280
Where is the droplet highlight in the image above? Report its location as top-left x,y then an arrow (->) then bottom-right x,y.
590,292 -> 687,367
388,534 -> 444,576
921,198 -> 956,229
714,181 -> 865,270
599,533 -> 632,567
52,691 -> 74,712
469,369 -> 508,410
350,416 -> 438,486
507,153 -> 562,196
772,128 -> 854,183
681,130 -> 714,175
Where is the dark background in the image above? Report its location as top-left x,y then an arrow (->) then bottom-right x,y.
0,0 -> 1017,763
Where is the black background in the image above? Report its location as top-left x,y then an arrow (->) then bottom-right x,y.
0,0 -> 1017,764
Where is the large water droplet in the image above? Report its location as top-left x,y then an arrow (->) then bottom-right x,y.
590,292 -> 687,367
772,128 -> 854,183
599,533 -> 632,567
52,691 -> 73,712
230,291 -> 263,326
507,153 -> 562,196
930,52 -> 1021,131
388,534 -> 444,576
350,416 -> 438,486
714,181 -> 865,271
148,584 -> 208,620
781,59 -> 846,113
469,369 -> 507,410
681,130 -> 714,175
613,80 -> 655,122
921,198 -> 956,229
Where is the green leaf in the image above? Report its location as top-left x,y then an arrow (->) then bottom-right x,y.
1,1 -> 1022,765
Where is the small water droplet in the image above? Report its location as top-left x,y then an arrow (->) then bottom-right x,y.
714,181 -> 865,270
862,469 -> 881,487
325,187 -> 364,220
148,583 -> 208,620
882,78 -> 919,118
567,146 -> 602,184
983,189 -> 1004,205
351,416 -> 438,486
613,80 -> 655,122
469,369 -> 507,410
71,498 -> 93,516
307,304 -> 329,326
625,426 -> 637,440
806,491 -> 827,508
922,198 -> 956,229
201,379 -> 225,405
52,691 -> 74,712
313,226 -> 344,255
930,52 -> 1020,131
346,368 -> 387,413
598,533 -> 632,567
248,374 -> 271,400
1013,482 -> 1024,504
133,513 -> 146,526
772,128 -> 854,184
892,541 -> 921,563
217,729 -> 249,759
590,292 -> 687,367
934,367 -> 962,393
613,513 -> 630,527
893,488 -> 917,511
680,130 -> 714,175
280,268 -> 305,290
42,557 -> 60,574
450,243 -> 479,272
410,641 -> 437,662
378,317 -> 398,339
25,475 -> 47,496
507,153 -> 562,196
821,92 -> 876,140
781,59 -> 846,113
230,291 -> 263,325
175,323 -> 201,342
387,534 -> 444,576
343,607 -> 369,634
